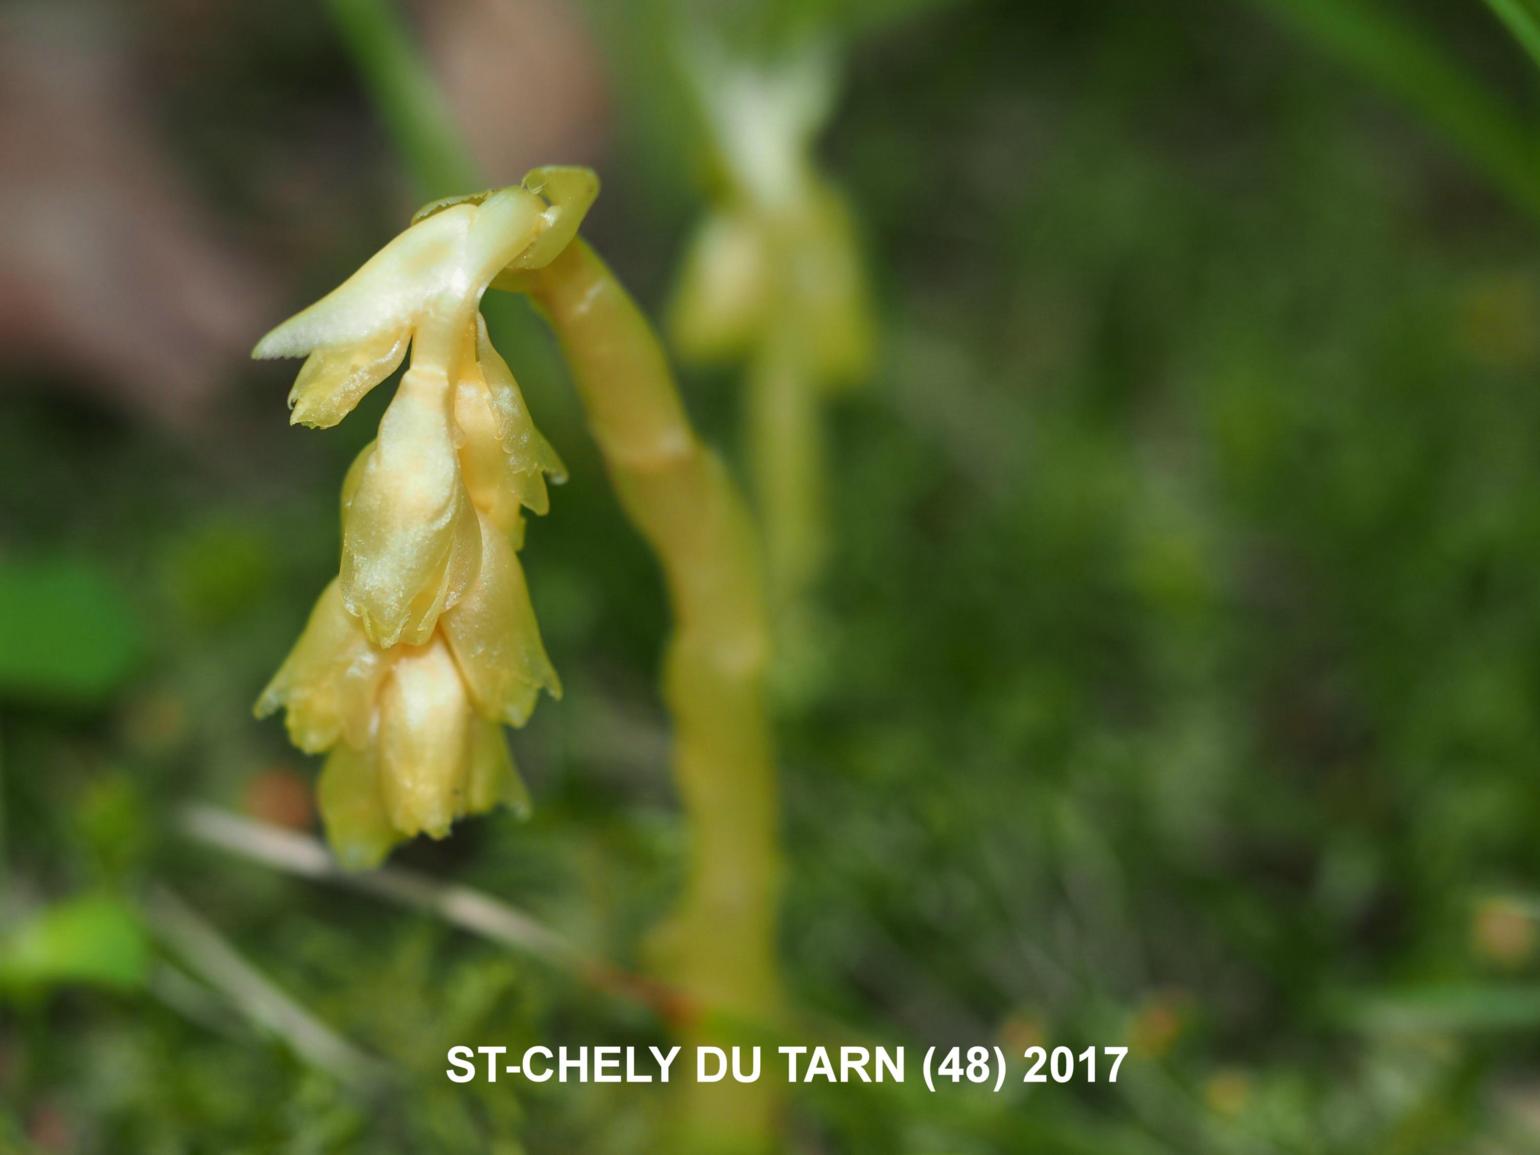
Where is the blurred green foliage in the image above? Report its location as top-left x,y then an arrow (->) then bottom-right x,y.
0,560 -> 144,706
8,0 -> 1540,1152
0,897 -> 150,996
1484,0 -> 1540,74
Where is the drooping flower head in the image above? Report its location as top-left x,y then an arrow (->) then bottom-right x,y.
253,168 -> 597,867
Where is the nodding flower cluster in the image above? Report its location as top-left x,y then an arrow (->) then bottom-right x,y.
667,46 -> 872,391
253,169 -> 597,868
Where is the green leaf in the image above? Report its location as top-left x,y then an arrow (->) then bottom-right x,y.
0,557 -> 145,705
0,895 -> 151,994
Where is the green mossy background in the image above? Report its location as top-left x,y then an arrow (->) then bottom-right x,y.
6,0 -> 1540,1150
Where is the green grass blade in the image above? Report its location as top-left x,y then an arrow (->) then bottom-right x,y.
1243,0 -> 1540,223
1485,0 -> 1540,76
323,0 -> 479,199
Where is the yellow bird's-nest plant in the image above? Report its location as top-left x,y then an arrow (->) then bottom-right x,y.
253,169 -> 597,868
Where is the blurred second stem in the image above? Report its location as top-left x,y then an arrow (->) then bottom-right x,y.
749,327 -> 827,639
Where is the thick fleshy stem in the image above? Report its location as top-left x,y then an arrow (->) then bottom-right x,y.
520,240 -> 783,1149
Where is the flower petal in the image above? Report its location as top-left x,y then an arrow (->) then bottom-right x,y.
464,720 -> 530,818
252,204 -> 478,359
442,511 -> 560,727
453,373 -> 527,537
377,639 -> 471,839
317,741 -> 400,870
476,319 -> 566,501
287,327 -> 410,429
451,324 -> 562,535
254,580 -> 384,753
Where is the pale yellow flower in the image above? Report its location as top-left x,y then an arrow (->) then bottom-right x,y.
255,577 -> 548,867
256,178 -> 589,648
313,706 -> 528,871
666,47 -> 872,389
254,168 -> 595,866
670,190 -> 870,387
252,179 -> 592,417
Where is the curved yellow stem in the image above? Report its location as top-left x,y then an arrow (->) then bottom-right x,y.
523,240 -> 784,1150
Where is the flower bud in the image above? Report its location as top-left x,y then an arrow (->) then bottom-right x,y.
316,741 -> 396,871
340,365 -> 481,648
376,638 -> 471,839
441,511 -> 560,728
